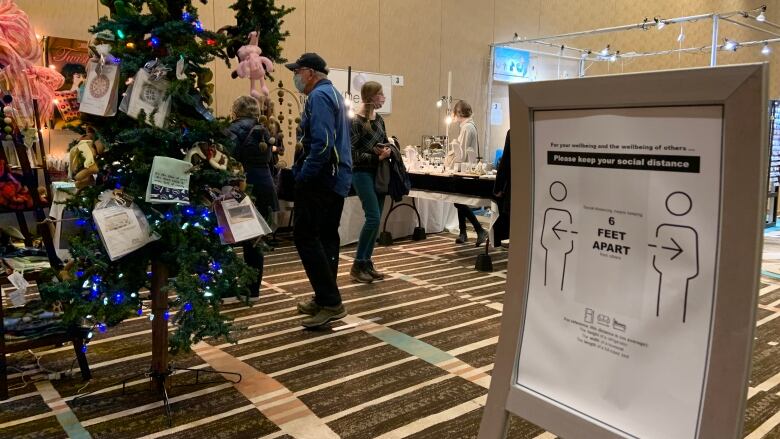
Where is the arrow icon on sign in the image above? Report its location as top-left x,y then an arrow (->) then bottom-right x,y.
661,237 -> 683,260
552,221 -> 568,239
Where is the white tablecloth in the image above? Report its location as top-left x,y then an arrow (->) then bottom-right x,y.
274,195 -> 460,246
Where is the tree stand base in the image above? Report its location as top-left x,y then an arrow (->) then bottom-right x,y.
72,365 -> 242,427
412,227 -> 427,241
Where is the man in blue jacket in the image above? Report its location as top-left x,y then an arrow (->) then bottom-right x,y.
286,53 -> 353,328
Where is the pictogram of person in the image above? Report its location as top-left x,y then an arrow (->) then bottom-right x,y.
541,181 -> 577,291
648,191 -> 700,323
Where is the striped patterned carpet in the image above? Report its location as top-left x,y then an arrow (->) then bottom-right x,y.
1,232 -> 779,439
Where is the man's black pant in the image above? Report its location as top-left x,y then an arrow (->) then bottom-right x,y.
455,203 -> 483,233
293,185 -> 345,307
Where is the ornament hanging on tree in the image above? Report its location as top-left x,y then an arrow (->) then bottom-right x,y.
119,59 -> 171,128
234,31 -> 274,100
184,141 -> 229,171
68,127 -> 105,189
92,190 -> 159,261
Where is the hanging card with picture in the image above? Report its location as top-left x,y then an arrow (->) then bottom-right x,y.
121,59 -> 171,128
145,156 -> 192,204
79,58 -> 119,116
214,188 -> 272,244
92,190 -> 159,261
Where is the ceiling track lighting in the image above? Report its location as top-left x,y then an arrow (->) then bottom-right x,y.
600,44 -> 610,57
677,26 -> 685,43
724,38 -> 738,51
762,42 -> 771,55
654,17 -> 666,30
757,6 -> 767,22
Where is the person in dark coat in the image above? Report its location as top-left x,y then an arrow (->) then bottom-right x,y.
227,95 -> 279,297
493,130 -> 511,247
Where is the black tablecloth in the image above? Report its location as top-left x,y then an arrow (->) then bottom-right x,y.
408,173 -> 496,200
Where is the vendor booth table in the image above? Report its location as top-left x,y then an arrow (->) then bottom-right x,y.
274,169 -> 498,247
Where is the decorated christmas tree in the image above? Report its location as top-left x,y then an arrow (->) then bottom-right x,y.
39,0 -> 293,356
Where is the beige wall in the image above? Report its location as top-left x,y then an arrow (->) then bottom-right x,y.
15,0 -> 780,160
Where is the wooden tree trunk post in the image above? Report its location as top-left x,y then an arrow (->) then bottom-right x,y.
150,258 -> 169,387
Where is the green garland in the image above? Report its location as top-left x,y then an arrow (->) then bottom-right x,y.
39,0 -> 290,354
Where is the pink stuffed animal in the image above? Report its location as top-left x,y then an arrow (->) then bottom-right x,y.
235,31 -> 274,100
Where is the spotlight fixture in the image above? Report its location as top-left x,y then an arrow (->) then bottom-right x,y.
512,33 -> 519,42
724,38 -> 737,51
677,27 -> 685,43
654,17 -> 666,30
609,53 -> 617,62
445,115 -> 453,125
436,100 -> 443,108
600,45 -> 610,57
757,6 -> 767,22
762,42 -> 771,55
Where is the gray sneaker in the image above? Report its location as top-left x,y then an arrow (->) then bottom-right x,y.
301,304 -> 347,328
297,299 -> 321,315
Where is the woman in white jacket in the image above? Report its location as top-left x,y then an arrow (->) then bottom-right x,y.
450,100 -> 486,246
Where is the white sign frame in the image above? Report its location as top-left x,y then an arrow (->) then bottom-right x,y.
479,63 -> 768,439
328,68 -> 393,114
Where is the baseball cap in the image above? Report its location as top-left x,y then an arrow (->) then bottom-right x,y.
285,53 -> 329,75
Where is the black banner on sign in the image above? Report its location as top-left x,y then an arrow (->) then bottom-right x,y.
547,151 -> 700,173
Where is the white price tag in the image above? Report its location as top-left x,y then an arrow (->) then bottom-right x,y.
8,271 -> 29,292
8,288 -> 25,307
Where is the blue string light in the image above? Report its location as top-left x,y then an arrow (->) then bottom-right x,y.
75,218 -> 87,226
184,206 -> 196,216
213,226 -> 224,234
150,36 -> 160,47
193,21 -> 204,33
98,323 -> 107,333
137,308 -> 143,316
76,270 -> 84,278
183,302 -> 193,312
199,274 -> 210,283
182,11 -> 192,21
165,212 -> 174,220
81,345 -> 88,353
163,310 -> 170,321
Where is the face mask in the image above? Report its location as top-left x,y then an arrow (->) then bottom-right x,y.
293,73 -> 306,93
373,95 -> 385,109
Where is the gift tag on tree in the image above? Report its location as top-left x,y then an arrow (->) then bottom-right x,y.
214,195 -> 272,244
8,271 -> 29,307
145,156 -> 192,204
80,59 -> 119,116
122,61 -> 171,128
93,191 -> 159,261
